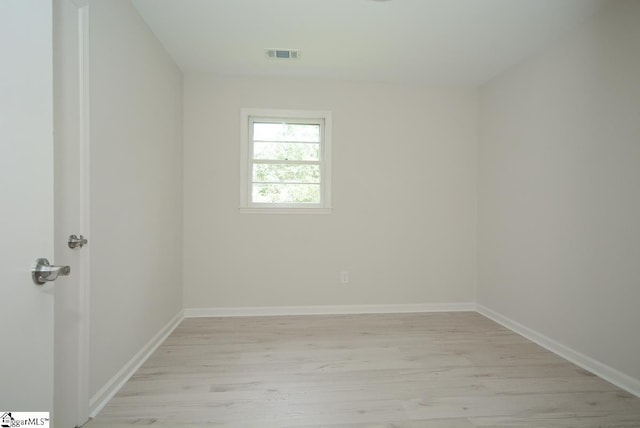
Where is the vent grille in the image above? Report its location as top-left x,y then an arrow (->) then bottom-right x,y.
266,49 -> 301,60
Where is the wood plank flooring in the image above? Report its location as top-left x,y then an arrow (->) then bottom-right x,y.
88,312 -> 640,427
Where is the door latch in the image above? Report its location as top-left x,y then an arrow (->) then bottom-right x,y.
68,234 -> 88,249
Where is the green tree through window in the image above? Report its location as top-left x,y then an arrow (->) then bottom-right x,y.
251,121 -> 322,204
241,108 -> 332,212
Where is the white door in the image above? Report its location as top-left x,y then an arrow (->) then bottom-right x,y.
53,1 -> 90,426
1,1 -> 89,426
0,0 -> 56,415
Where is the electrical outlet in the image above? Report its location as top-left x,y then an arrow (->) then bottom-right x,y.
340,271 -> 349,284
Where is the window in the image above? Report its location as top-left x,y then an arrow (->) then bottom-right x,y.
240,109 -> 332,213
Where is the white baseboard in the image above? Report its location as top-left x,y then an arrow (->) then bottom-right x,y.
184,302 -> 476,318
89,310 -> 184,418
477,304 -> 640,398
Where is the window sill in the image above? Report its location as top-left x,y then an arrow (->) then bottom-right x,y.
239,207 -> 333,215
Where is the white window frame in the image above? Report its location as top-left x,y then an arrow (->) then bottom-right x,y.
240,108 -> 332,214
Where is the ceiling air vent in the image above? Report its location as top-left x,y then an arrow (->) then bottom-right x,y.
266,49 -> 301,60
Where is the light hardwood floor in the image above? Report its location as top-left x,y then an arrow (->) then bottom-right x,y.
89,312 -> 640,427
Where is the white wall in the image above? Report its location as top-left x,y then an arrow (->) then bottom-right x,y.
184,76 -> 477,310
89,0 -> 183,397
479,0 -> 640,382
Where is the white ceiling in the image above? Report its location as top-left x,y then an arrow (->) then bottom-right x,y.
131,0 -> 606,85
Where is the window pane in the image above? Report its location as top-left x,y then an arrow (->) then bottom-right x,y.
253,163 -> 320,184
252,183 -> 321,204
253,142 -> 320,161
253,122 -> 320,142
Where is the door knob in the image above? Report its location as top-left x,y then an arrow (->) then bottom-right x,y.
32,258 -> 70,285
68,234 -> 88,249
